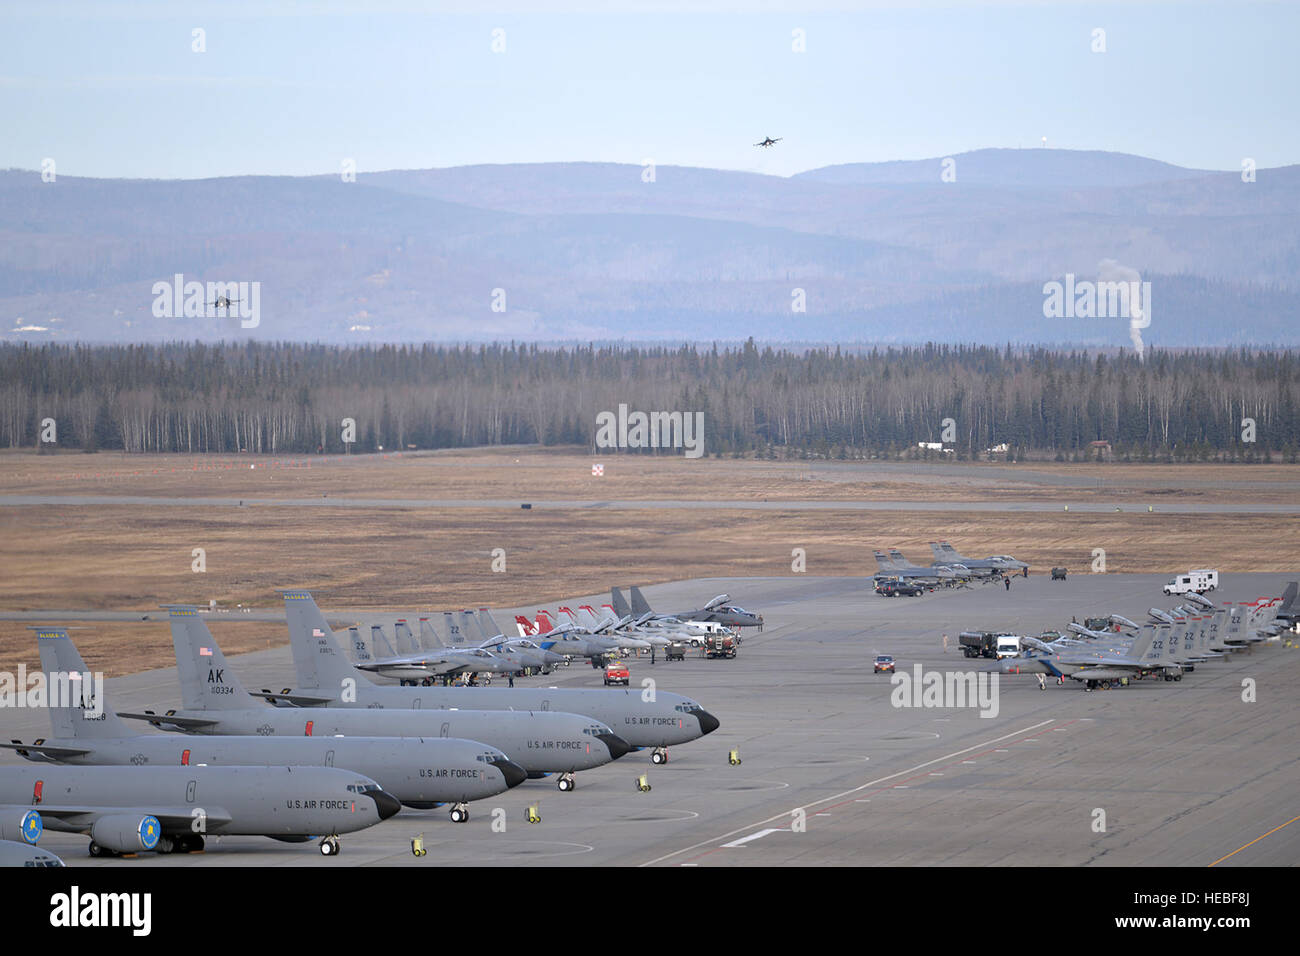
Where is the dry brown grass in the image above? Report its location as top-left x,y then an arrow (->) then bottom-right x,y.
1,448 -> 1296,676
0,447 -> 1296,503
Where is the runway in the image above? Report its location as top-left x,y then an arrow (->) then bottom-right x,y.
3,572 -> 1297,866
1,494 -> 1296,514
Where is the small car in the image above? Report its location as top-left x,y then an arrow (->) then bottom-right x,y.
873,655 -> 896,674
1051,567 -> 1067,580
603,660 -> 630,686
665,642 -> 686,661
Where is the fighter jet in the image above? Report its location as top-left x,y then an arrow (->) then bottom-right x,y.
272,591 -> 720,766
1005,623 -> 1184,690
121,606 -> 631,803
885,548 -> 969,583
628,586 -> 763,629
754,136 -> 782,148
870,550 -> 947,586
346,618 -> 514,684
2,628 -> 524,811
206,295 -> 241,310
449,610 -> 569,671
931,541 -> 1028,576
0,763 -> 397,857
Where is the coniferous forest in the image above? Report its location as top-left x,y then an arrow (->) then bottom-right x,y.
1,340 -> 1296,462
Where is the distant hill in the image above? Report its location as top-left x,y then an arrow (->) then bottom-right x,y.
2,148 -> 1296,346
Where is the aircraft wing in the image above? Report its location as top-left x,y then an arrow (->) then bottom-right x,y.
247,691 -> 337,707
0,741 -> 92,759
31,805 -> 234,832
117,711 -> 222,729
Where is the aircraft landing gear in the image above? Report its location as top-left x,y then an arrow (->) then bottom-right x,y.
1085,680 -> 1096,692
1056,676 -> 1065,686
156,835 -> 175,854
449,803 -> 470,823
557,772 -> 576,792
651,747 -> 668,765
319,835 -> 340,856
1036,674 -> 1046,691
88,841 -> 116,858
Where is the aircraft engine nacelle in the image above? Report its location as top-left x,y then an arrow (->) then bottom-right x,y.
0,808 -> 44,844
90,814 -> 163,853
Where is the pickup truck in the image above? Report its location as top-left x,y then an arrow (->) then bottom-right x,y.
603,660 -> 630,686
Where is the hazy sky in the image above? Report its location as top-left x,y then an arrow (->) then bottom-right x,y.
3,1 -> 1297,179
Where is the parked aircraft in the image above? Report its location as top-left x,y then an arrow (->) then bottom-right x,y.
275,591 -> 720,765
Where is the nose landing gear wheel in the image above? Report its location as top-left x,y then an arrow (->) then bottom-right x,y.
449,804 -> 469,823
319,835 -> 340,856
651,748 -> 668,765
557,773 -> 575,792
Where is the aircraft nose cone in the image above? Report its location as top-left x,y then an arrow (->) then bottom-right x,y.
365,788 -> 402,821
597,732 -> 633,760
491,756 -> 528,789
696,710 -> 721,735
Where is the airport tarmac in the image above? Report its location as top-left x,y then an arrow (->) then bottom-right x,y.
1,494 -> 1296,514
3,572 -> 1297,867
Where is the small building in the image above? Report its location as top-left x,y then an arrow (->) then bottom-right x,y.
1089,440 -> 1112,460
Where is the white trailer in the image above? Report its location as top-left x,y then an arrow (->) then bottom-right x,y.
1163,569 -> 1219,595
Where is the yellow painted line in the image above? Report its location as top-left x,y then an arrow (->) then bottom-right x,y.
1209,814 -> 1300,867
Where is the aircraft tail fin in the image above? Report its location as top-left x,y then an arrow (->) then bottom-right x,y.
872,550 -> 896,570
369,625 -> 396,659
393,620 -> 419,656
458,610 -> 478,645
346,626 -> 371,663
1127,624 -> 1156,664
513,615 -> 535,637
535,610 -> 556,634
1277,581 -> 1298,614
629,587 -> 652,616
162,604 -> 258,711
480,609 -> 504,639
281,590 -> 373,695
611,588 -> 632,618
418,617 -> 444,649
34,627 -> 132,738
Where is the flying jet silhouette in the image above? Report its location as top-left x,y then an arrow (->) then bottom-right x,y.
753,137 -> 782,148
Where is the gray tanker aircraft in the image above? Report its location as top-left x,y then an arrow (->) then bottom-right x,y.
0,763 -> 398,857
123,606 -> 630,802
269,591 -> 720,765
0,834 -> 65,867
1,629 -> 524,810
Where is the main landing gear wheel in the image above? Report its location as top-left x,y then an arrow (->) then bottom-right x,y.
156,835 -> 175,854
557,773 -> 576,792
88,841 -> 114,858
319,835 -> 340,856
651,748 -> 668,765
1056,676 -> 1065,685
449,804 -> 470,823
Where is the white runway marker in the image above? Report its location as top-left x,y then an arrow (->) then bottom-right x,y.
721,828 -> 788,848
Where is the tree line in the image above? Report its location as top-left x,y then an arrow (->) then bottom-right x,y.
1,340 -> 1296,461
